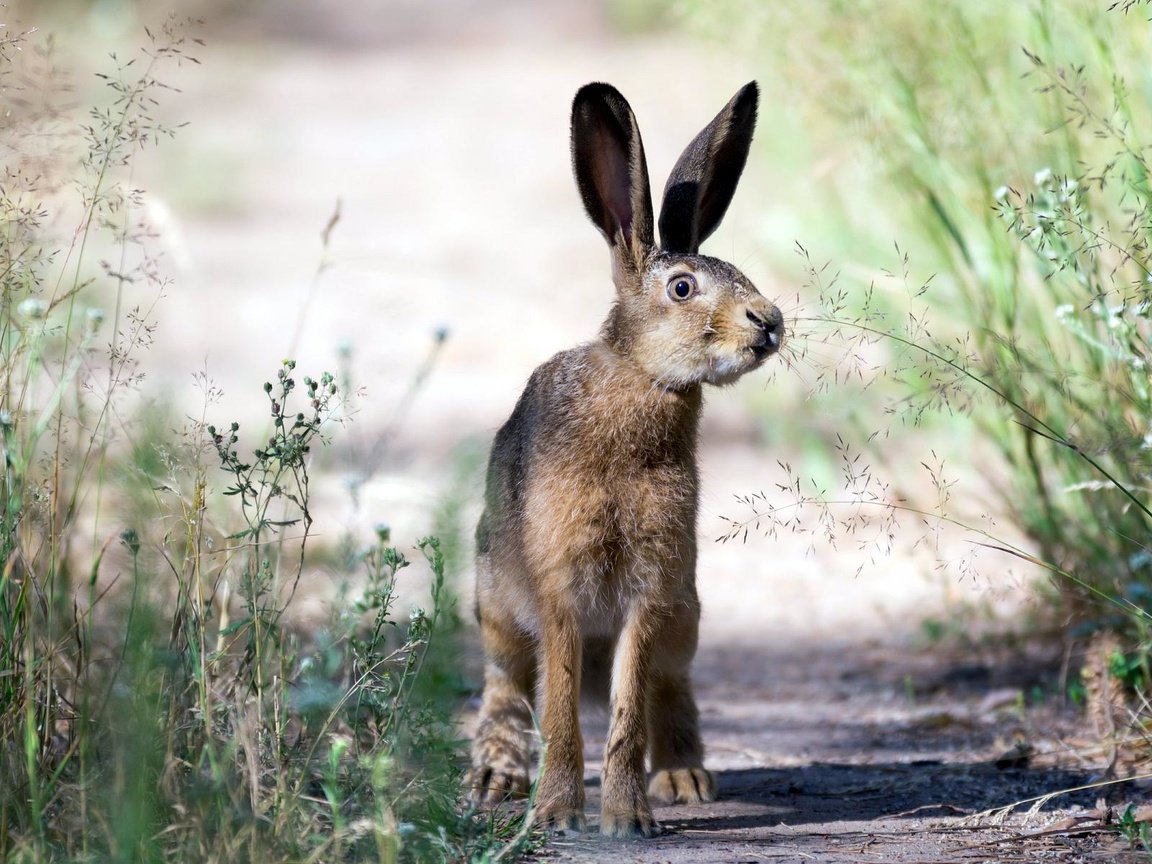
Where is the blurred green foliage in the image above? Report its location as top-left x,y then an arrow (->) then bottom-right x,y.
683,0 -> 1152,641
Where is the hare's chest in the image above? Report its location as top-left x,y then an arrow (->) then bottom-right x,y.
523,453 -> 697,586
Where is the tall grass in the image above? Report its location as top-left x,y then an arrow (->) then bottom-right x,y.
675,1 -> 1152,645
0,19 -> 520,862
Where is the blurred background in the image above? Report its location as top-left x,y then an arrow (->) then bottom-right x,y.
6,0 -> 1038,640
7,0 -> 1152,859
9,0 -> 1152,681
7,0 -> 1152,662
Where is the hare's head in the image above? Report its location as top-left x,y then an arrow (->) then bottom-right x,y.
571,82 -> 783,389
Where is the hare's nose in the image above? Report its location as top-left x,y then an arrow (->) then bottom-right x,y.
747,308 -> 784,353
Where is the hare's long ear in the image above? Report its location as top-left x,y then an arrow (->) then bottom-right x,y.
571,83 -> 654,256
658,82 -> 758,254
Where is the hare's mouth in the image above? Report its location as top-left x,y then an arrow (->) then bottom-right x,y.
747,309 -> 785,360
751,342 -> 774,361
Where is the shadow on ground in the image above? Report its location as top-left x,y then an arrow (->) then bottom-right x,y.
469,638 -> 1136,862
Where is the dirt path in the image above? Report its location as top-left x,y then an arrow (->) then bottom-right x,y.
119,3 -> 1135,860
508,640 -> 1133,862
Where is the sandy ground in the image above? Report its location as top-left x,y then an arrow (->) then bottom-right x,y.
530,639 -> 1136,862
84,1 -> 1132,858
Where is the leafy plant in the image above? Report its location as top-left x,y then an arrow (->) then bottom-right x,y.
0,19 -> 517,863
1118,802 -> 1152,853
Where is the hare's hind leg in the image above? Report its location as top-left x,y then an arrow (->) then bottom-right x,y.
469,612 -> 534,806
646,610 -> 717,805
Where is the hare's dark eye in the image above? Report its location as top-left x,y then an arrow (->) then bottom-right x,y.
667,274 -> 697,302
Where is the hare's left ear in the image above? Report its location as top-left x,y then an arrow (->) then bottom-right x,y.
658,82 -> 758,255
571,83 -> 655,253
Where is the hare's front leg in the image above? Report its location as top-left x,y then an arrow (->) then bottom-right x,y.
599,604 -> 660,838
470,614 -> 534,805
534,599 -> 586,833
646,604 -> 716,804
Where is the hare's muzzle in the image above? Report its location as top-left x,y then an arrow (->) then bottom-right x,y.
747,307 -> 785,359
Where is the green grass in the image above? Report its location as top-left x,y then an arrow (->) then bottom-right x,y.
0,19 -> 530,863
672,3 -> 1152,617
675,0 -> 1152,721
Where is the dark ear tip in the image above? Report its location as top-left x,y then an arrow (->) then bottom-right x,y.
572,83 -> 636,132
573,82 -> 626,109
576,81 -> 619,97
723,81 -> 758,131
736,81 -> 759,109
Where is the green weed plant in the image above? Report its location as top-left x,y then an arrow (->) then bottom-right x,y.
0,19 -> 521,863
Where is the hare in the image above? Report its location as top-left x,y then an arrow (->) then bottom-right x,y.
469,81 -> 783,838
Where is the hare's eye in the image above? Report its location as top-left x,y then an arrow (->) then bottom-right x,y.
667,274 -> 697,302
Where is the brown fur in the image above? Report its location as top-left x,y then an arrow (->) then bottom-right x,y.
469,82 -> 782,838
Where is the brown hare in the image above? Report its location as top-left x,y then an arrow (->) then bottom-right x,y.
469,81 -> 783,838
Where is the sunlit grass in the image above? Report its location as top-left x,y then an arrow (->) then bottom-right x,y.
673,0 -> 1152,765
0,19 -> 529,863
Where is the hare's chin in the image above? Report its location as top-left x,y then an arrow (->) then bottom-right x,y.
702,352 -> 766,386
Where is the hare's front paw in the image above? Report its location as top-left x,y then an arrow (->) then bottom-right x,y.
647,767 -> 716,804
601,776 -> 661,838
600,803 -> 661,838
533,765 -> 587,834
468,764 -> 529,807
535,804 -> 587,835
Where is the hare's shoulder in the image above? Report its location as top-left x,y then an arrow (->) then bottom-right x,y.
499,342 -> 700,449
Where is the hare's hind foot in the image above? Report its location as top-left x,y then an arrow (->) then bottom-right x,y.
647,767 -> 716,804
468,696 -> 531,806
470,613 -> 534,807
468,762 -> 529,807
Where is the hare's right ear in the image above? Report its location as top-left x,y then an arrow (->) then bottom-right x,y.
571,83 -> 654,256
658,82 -> 759,255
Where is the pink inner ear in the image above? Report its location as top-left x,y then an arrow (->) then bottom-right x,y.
589,124 -> 633,244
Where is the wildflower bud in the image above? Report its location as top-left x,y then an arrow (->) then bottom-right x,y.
207,425 -> 216,435
120,528 -> 140,557
17,297 -> 47,319
85,308 -> 106,333
264,382 -> 273,393
433,325 -> 449,344
230,422 -> 239,431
